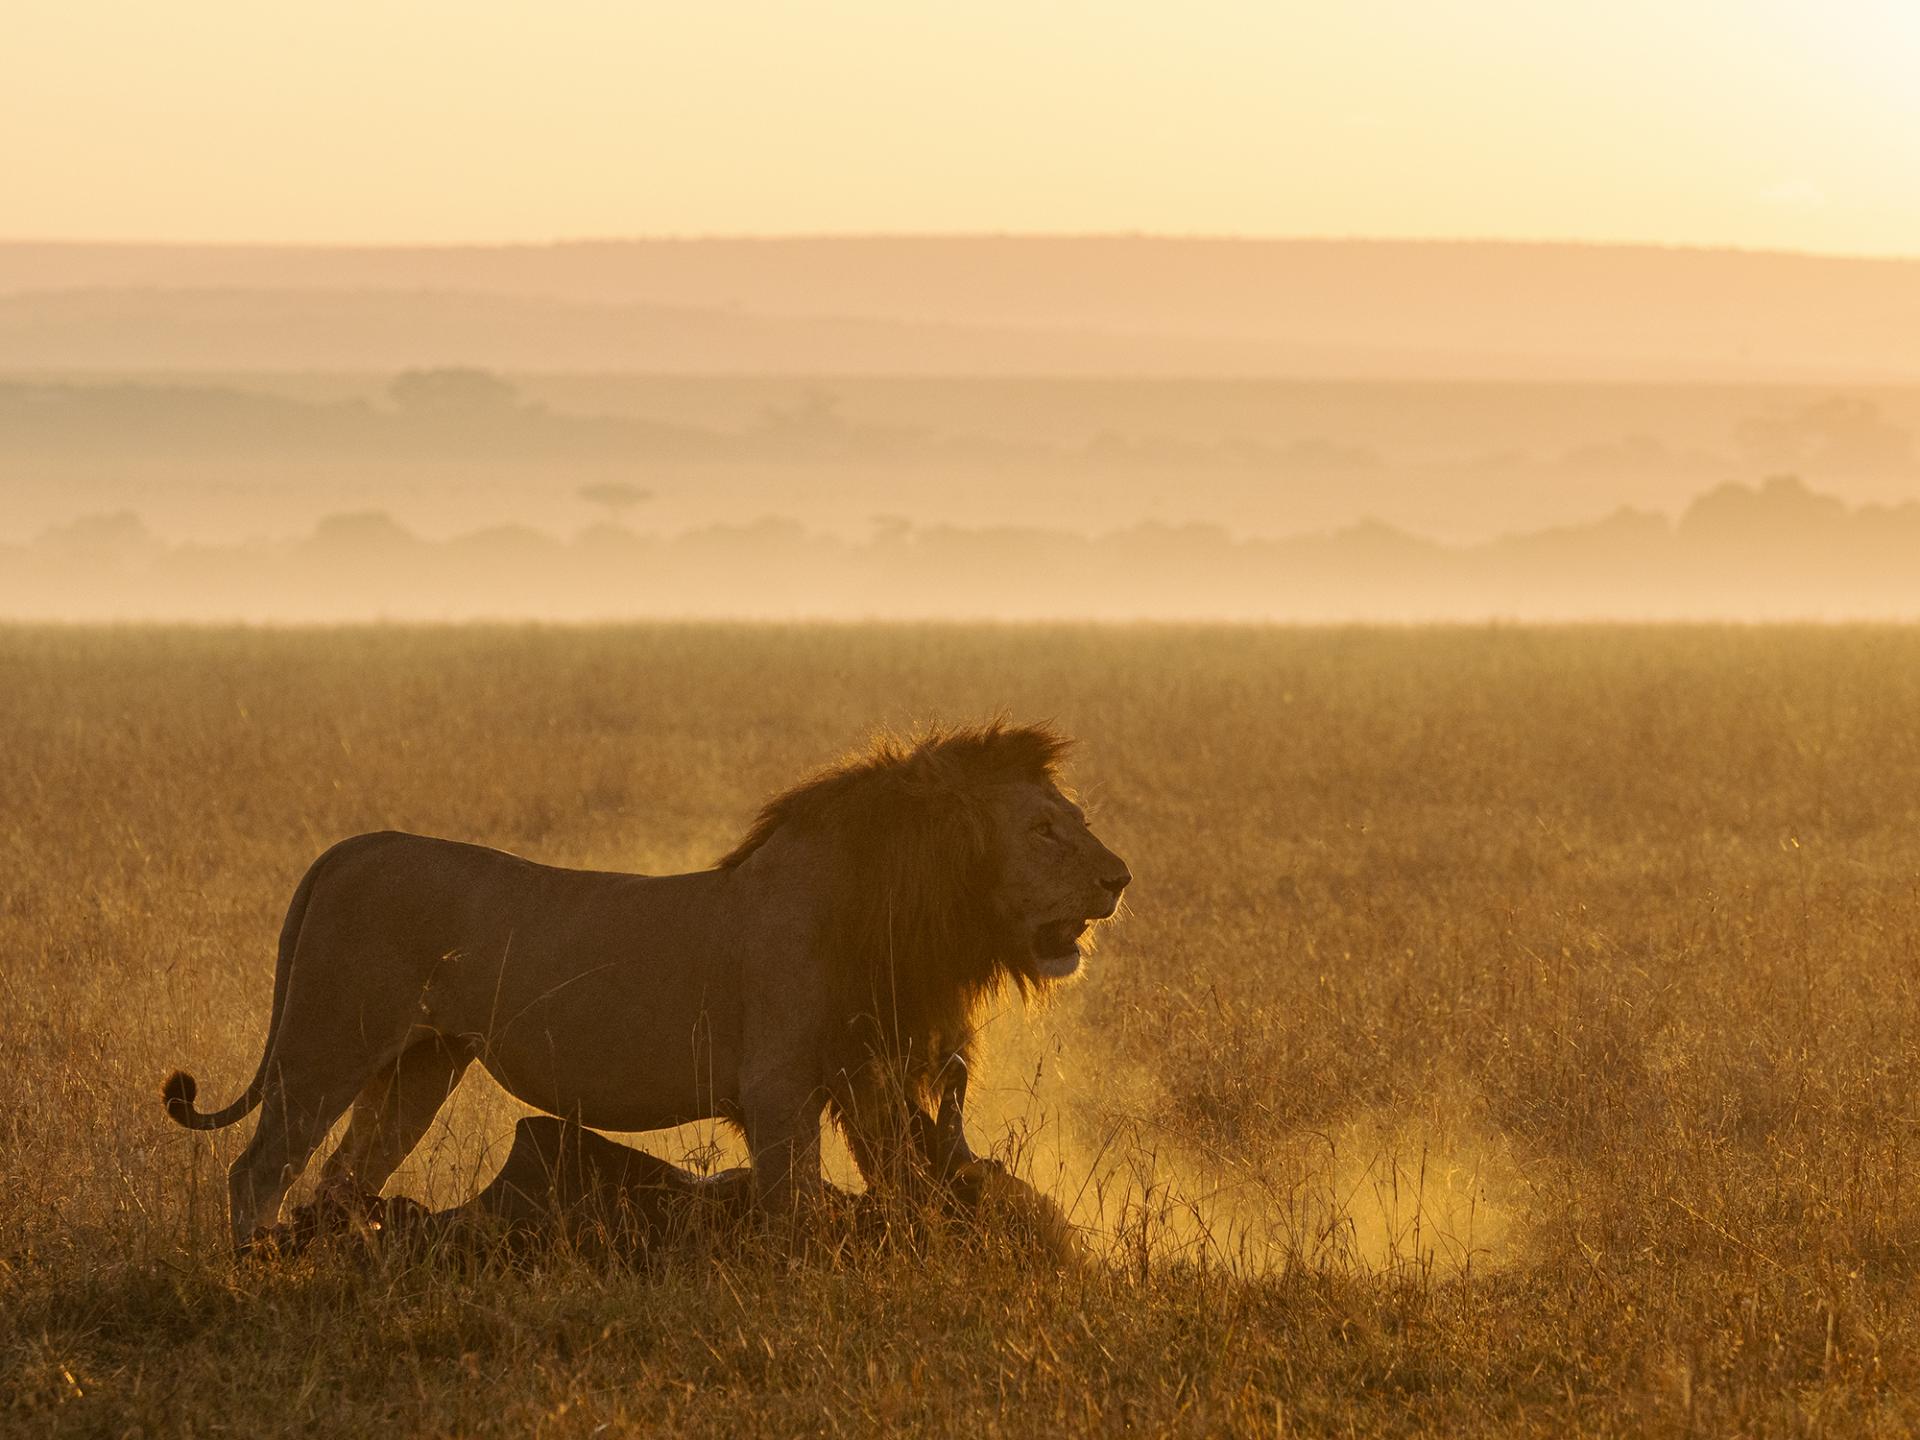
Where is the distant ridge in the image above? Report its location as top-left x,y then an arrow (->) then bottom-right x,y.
0,287 -> 1412,377
3,238 -> 1919,380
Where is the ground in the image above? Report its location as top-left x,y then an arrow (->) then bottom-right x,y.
3,624 -> 1917,1437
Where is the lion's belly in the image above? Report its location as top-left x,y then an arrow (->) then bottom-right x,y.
426,864 -> 749,1133
477,1038 -> 739,1133
467,968 -> 745,1131
455,948 -> 741,1136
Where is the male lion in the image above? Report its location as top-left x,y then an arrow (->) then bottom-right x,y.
162,722 -> 1130,1250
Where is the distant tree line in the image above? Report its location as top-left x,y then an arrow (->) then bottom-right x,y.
7,475 -> 1920,622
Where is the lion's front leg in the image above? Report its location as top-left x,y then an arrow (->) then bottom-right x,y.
864,1052 -> 983,1190
835,1051 -> 979,1202
933,1053 -> 988,1178
743,1083 -> 826,1225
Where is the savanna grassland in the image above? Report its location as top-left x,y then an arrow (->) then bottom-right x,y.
4,624 -> 1919,1437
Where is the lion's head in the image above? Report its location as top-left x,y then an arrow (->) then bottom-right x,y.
718,721 -> 1130,1095
984,763 -> 1133,982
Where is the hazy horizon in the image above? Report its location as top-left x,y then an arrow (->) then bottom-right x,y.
13,469 -> 1920,623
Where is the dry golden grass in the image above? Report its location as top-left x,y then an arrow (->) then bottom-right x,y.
3,623 -> 1919,1437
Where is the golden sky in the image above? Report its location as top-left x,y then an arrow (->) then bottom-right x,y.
6,0 -> 1918,254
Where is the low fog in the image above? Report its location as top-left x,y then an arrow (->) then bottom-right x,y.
4,238 -> 1920,621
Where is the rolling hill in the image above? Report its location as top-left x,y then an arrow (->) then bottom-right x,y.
3,238 -> 1917,379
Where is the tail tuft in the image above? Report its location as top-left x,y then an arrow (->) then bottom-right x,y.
161,1070 -> 199,1125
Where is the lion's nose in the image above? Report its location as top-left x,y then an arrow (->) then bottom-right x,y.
1100,867 -> 1132,898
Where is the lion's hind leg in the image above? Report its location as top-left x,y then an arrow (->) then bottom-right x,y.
227,1015 -> 422,1253
316,1033 -> 474,1211
228,1070 -> 375,1256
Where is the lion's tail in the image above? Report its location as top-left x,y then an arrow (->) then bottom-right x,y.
161,837 -> 345,1131
160,1068 -> 258,1130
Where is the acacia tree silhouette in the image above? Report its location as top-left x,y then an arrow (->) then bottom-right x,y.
577,482 -> 653,526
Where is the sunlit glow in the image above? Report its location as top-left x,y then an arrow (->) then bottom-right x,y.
3,0 -> 1917,253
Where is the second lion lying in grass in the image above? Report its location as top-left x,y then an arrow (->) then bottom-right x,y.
264,1109 -> 1085,1270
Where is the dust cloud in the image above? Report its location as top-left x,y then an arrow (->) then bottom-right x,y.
969,1005 -> 1538,1281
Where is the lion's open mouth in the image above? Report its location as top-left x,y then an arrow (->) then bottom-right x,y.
1030,918 -> 1090,977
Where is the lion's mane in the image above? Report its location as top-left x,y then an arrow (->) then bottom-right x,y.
718,721 -> 1071,1112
